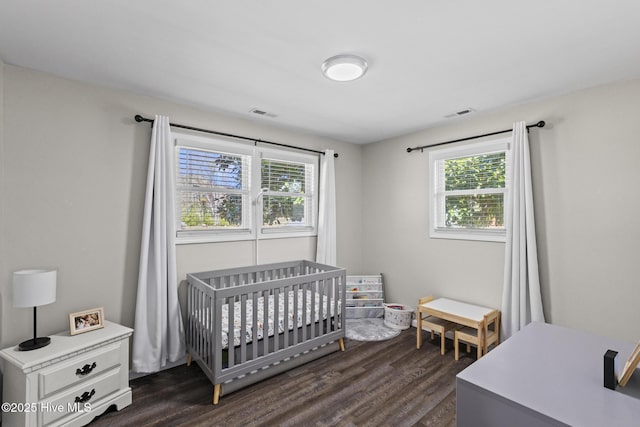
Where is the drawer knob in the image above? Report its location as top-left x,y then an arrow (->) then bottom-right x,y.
74,389 -> 96,403
75,362 -> 97,376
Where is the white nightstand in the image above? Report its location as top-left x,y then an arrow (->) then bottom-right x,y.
1,321 -> 133,427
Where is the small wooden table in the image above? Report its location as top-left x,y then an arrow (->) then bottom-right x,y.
417,297 -> 495,356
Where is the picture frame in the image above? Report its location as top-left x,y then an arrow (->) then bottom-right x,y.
618,341 -> 640,387
69,307 -> 105,335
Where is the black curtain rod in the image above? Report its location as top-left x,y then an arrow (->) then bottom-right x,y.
134,115 -> 339,158
406,120 -> 546,153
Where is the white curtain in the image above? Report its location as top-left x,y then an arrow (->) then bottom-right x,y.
316,149 -> 337,266
132,115 -> 185,372
501,121 -> 545,340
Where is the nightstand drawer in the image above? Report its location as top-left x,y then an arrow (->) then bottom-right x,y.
41,367 -> 121,426
38,342 -> 121,399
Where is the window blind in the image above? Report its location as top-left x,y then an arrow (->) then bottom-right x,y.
176,147 -> 250,231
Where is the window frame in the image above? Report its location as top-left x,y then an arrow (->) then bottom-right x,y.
258,147 -> 318,238
429,137 -> 511,242
173,131 -> 319,244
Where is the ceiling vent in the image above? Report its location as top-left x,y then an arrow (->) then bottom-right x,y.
444,107 -> 475,119
249,108 -> 277,118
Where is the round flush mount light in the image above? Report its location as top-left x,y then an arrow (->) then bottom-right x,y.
321,54 -> 368,82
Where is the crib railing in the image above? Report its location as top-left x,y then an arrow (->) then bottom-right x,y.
186,260 -> 346,387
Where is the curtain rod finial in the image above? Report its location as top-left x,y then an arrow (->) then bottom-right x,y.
134,115 -> 145,122
536,120 -> 545,128
333,152 -> 339,158
406,147 -> 413,153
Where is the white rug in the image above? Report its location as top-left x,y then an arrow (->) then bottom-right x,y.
345,318 -> 401,342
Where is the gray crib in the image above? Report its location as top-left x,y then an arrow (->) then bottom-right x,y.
186,260 -> 346,405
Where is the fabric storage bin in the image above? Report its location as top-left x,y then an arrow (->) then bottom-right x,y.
346,306 -> 384,319
384,303 -> 414,330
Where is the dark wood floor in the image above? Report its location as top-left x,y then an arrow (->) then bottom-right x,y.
91,329 -> 475,427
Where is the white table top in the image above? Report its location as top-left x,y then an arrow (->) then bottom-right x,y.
420,297 -> 494,322
457,322 -> 640,426
0,321 -> 133,371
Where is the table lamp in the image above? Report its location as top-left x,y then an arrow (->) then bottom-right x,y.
13,269 -> 57,351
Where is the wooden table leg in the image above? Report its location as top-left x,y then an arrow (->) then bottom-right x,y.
477,321 -> 485,359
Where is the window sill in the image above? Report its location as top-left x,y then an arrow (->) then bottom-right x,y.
176,230 -> 317,245
429,228 -> 506,243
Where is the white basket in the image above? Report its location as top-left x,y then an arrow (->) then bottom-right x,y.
383,303 -> 414,330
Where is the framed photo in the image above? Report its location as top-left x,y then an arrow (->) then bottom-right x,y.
69,307 -> 105,335
619,341 -> 640,387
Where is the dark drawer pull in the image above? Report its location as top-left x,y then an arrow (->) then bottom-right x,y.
76,362 -> 97,376
74,389 -> 95,403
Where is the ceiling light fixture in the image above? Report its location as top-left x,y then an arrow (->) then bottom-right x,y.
321,54 -> 368,82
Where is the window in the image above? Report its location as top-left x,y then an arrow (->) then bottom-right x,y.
176,145 -> 251,234
429,137 -> 510,242
174,132 -> 318,243
261,156 -> 315,232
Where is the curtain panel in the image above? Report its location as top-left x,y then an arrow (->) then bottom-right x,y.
501,121 -> 545,340
132,115 -> 185,372
316,149 -> 337,266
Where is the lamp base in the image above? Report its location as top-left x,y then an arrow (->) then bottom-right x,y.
18,336 -> 51,351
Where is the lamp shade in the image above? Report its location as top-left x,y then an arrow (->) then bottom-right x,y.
13,269 -> 57,308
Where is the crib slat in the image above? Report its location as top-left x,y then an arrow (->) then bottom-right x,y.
319,278 -> 325,335
315,283 -> 319,337
240,294 -> 247,364
198,288 -> 203,364
325,277 -> 331,333
302,282 -> 308,342
228,296 -> 235,368
208,292 -> 214,368
292,283 -> 299,345
263,289 -> 269,357
331,279 -> 345,331
310,282 -> 316,339
252,292 -> 258,360
195,286 -> 201,362
329,277 -> 335,332
283,285 -> 289,349
339,275 -> 345,330
197,286 -> 203,365
213,296 -> 223,377
325,278 -> 330,334
273,288 -> 279,352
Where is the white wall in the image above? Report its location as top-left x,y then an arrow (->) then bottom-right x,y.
0,65 -> 363,349
362,79 -> 640,341
3,63 -> 639,350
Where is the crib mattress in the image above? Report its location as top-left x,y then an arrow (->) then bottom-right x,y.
214,290 -> 336,349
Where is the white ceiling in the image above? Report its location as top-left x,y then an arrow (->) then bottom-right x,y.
2,1 -> 640,144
